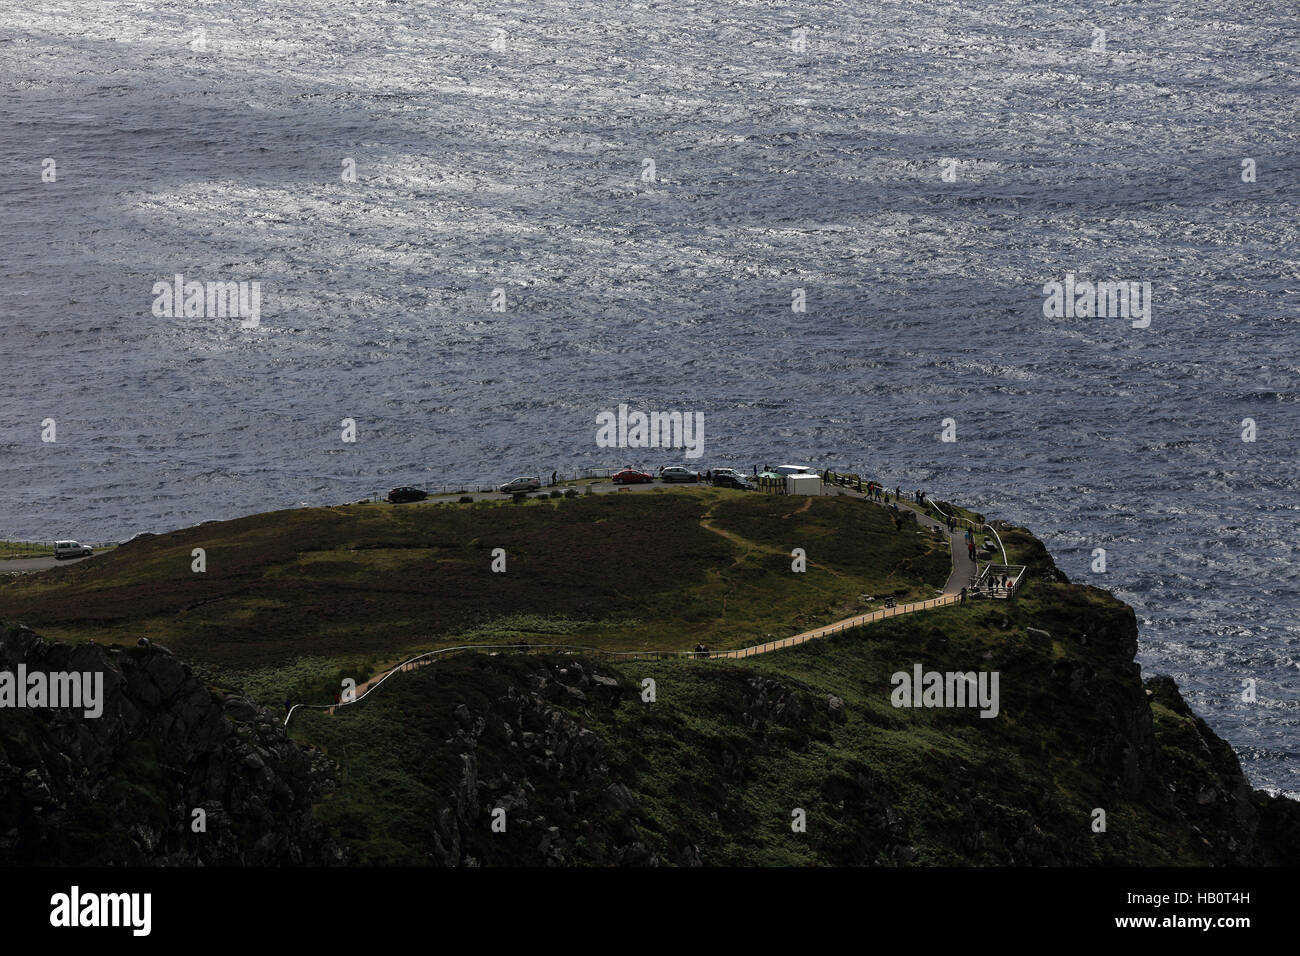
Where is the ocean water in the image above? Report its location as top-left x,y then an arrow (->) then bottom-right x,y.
1,1 -> 1297,794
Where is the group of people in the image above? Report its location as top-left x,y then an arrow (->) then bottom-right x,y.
693,642 -> 711,659
863,482 -> 891,503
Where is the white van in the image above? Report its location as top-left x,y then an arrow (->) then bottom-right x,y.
775,464 -> 814,477
53,540 -> 93,560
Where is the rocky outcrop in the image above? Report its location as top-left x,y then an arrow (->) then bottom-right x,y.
382,595 -> 1300,867
420,657 -> 659,866
1143,674 -> 1299,865
0,623 -> 342,866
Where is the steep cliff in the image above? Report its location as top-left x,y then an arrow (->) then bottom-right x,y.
293,574 -> 1300,866
0,624 -> 342,866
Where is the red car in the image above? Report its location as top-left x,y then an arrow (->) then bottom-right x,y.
611,468 -> 653,484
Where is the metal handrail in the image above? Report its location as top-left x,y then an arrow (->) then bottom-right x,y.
924,496 -> 1008,565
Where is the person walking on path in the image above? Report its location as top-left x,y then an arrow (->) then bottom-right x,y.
960,586 -> 967,604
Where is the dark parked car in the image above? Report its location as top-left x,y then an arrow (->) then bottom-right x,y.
713,473 -> 755,490
387,486 -> 428,504
612,468 -> 653,484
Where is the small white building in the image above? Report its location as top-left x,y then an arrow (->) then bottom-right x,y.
786,473 -> 822,495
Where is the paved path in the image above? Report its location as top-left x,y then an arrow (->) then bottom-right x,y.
825,484 -> 978,594
0,553 -> 96,573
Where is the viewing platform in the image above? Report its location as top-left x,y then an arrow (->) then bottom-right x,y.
974,564 -> 1027,599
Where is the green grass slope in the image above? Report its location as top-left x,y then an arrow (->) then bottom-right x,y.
290,568 -> 1299,866
0,489 -> 948,680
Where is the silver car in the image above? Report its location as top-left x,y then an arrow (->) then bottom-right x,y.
659,466 -> 700,483
498,476 -> 542,494
54,540 -> 93,560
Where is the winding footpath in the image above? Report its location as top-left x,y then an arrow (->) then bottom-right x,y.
285,482 -> 986,726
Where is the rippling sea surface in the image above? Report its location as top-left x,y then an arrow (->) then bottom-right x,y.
1,1 -> 1297,793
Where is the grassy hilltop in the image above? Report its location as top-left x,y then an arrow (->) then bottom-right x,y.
4,486 -> 1297,867
0,487 -> 949,687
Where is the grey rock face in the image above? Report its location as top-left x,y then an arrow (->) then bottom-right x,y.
0,622 -> 343,866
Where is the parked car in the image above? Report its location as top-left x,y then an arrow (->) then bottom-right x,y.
659,466 -> 700,483
775,464 -> 814,477
612,468 -> 653,484
498,476 -> 541,494
53,540 -> 93,560
713,472 -> 755,490
387,486 -> 428,504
